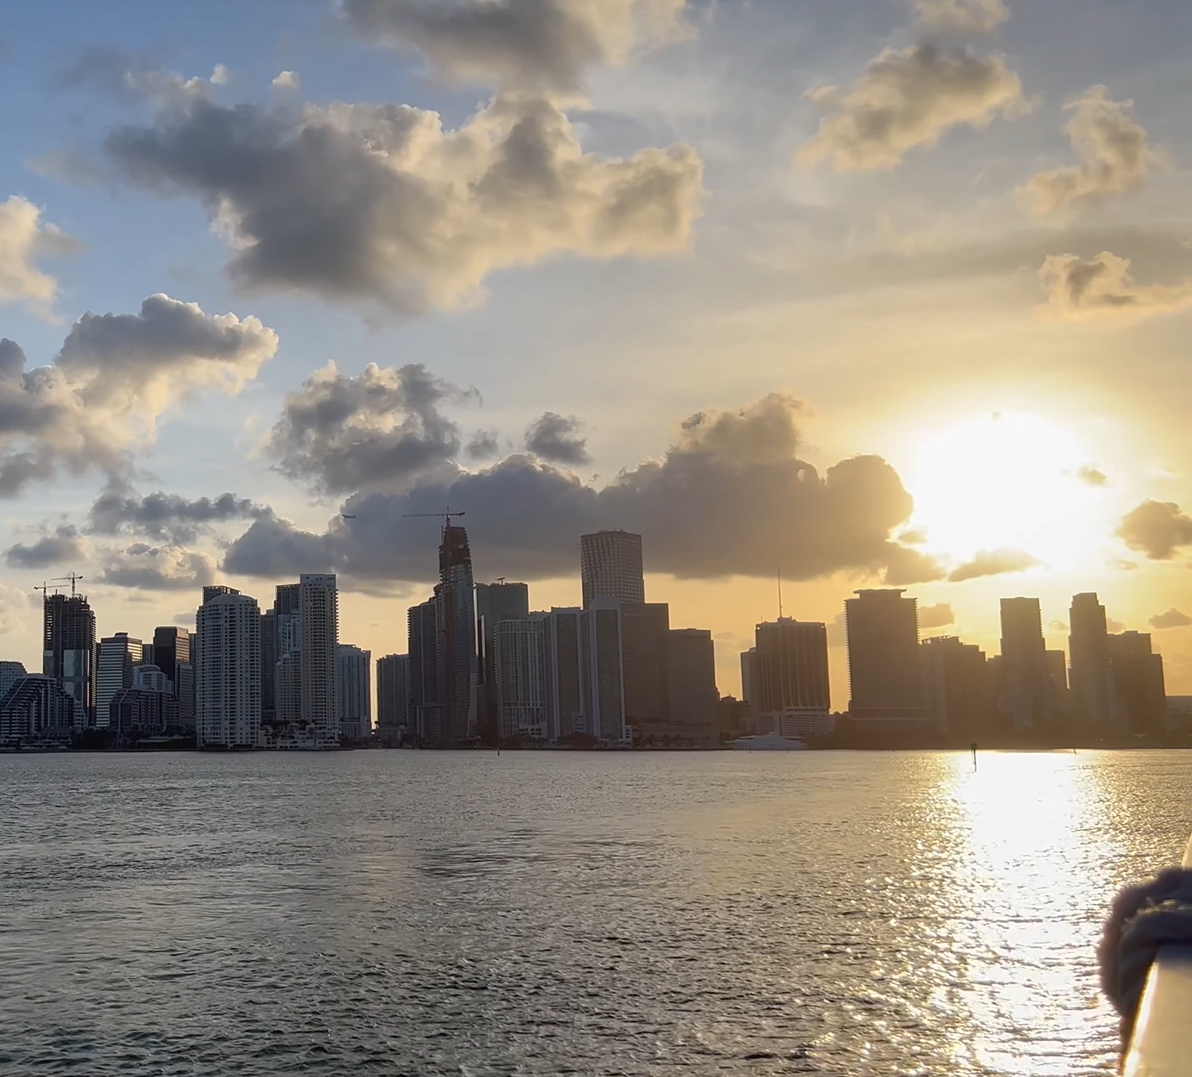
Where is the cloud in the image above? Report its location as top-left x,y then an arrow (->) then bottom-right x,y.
1150,608 -> 1192,630
0,295 -> 276,496
1021,87 -> 1159,216
0,195 -> 76,312
271,70 -> 300,90
912,0 -> 1008,33
58,46 -> 223,106
225,391 -> 931,587
882,544 -> 948,586
102,88 -> 702,311
1118,500 -> 1192,560
827,612 -> 847,647
99,543 -> 219,591
1107,617 -> 1126,633
524,412 -> 590,464
4,525 -> 88,570
919,602 -> 956,629
465,429 -> 501,460
1074,465 -> 1108,487
949,547 -> 1041,582
268,362 -> 473,495
1049,619 -> 1068,632
88,486 -> 267,544
1038,252 -> 1192,324
210,64 -> 229,86
339,0 -> 690,94
797,44 -> 1024,172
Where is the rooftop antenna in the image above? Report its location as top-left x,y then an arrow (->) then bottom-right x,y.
777,565 -> 784,620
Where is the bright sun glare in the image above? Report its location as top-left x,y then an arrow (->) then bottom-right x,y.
908,412 -> 1107,572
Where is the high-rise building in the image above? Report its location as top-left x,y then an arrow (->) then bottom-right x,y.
260,609 -> 277,724
920,636 -> 991,740
0,675 -> 83,747
620,602 -> 671,738
999,598 -> 1054,733
581,531 -> 645,608
376,654 -> 409,735
0,661 -> 27,701
152,626 -> 194,729
435,525 -> 477,745
133,663 -> 171,694
275,583 -> 301,617
407,598 -> 440,743
202,585 -> 240,604
740,648 -> 757,708
96,633 -> 144,730
846,590 -> 924,720
275,652 -> 302,727
196,591 -> 262,749
476,581 -> 530,744
1109,631 -> 1166,736
299,574 -> 339,748
584,599 -> 629,744
666,628 -> 718,747
493,618 -> 548,740
753,619 -> 830,733
43,592 -> 96,727
1069,593 -> 1116,732
336,643 -> 372,742
540,608 -> 587,740
1047,650 -> 1071,718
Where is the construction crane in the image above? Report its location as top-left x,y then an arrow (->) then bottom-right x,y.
402,510 -> 466,529
33,581 -> 50,600
49,573 -> 84,596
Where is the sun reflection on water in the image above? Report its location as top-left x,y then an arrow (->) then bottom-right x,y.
940,752 -> 1118,1076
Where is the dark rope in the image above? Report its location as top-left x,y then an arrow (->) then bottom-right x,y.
1100,867 -> 1192,1042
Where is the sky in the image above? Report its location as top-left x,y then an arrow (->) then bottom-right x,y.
2,0 -> 1192,705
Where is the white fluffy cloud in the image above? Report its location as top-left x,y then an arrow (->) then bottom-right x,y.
0,196 -> 76,312
912,0 -> 1008,33
798,44 -> 1025,172
1039,252 -> 1192,323
1021,87 -> 1159,216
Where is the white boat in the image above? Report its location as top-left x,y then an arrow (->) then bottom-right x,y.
727,732 -> 808,751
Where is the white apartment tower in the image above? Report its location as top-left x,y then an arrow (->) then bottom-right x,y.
493,618 -> 548,740
196,592 -> 262,749
300,574 -> 339,748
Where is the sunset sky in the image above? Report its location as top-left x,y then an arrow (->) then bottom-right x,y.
2,0 -> 1191,703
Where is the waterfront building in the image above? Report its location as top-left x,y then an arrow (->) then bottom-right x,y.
299,574 -> 339,748
196,591 -> 261,749
336,643 -> 372,741
1109,631 -> 1166,736
920,636 -> 991,740
407,598 -> 440,743
846,590 -> 924,722
539,607 -> 587,740
476,581 -> 530,743
581,530 -> 645,608
583,598 -> 629,744
376,654 -> 409,738
666,628 -> 718,747
753,618 -> 830,735
620,602 -> 671,739
740,648 -> 757,711
151,626 -> 193,728
1069,593 -> 1117,732
0,675 -> 83,747
202,585 -> 240,604
0,661 -> 27,701
260,608 -> 277,724
999,598 -> 1054,733
493,618 -> 548,740
43,592 -> 96,727
436,525 -> 478,745
275,652 -> 302,728
110,687 -> 180,745
96,633 -> 144,730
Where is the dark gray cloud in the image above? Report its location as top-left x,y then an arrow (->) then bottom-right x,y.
0,296 -> 276,497
919,602 -> 956,629
88,486 -> 268,544
225,392 -> 933,587
102,89 -> 702,311
269,362 -> 471,494
798,44 -> 1024,172
1150,608 -> 1192,630
99,543 -> 219,591
1118,500 -> 1192,560
340,0 -> 690,93
524,411 -> 590,465
949,547 -> 1041,582
465,429 -> 501,460
1039,252 -> 1192,323
4,525 -> 88,570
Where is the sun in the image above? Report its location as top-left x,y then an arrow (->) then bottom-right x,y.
906,411 -> 1108,572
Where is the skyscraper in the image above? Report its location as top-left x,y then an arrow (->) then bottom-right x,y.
407,598 -> 440,743
540,607 -> 587,741
740,648 -> 757,708
581,531 -> 645,608
620,602 -> 671,738
299,574 -> 339,748
846,590 -> 923,720
195,591 -> 261,749
152,626 -> 194,729
666,628 -> 718,747
376,654 -> 409,735
202,584 -> 240,604
920,636 -> 991,740
336,643 -> 371,741
96,634 -> 144,729
753,619 -> 830,723
999,597 -> 1054,733
584,598 -> 629,744
475,581 -> 530,744
493,618 -> 548,740
43,592 -> 96,727
259,608 -> 277,725
435,525 -> 477,745
1069,593 -> 1116,732
1109,631 -> 1166,736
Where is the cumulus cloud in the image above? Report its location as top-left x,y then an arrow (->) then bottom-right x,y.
0,295 -> 276,496
1074,465 -> 1108,487
797,44 -> 1024,171
99,543 -> 219,591
269,362 -> 473,495
59,46 -> 224,106
102,87 -> 702,311
88,486 -> 267,544
465,429 -> 501,460
225,391 -> 936,587
1021,87 -> 1159,216
271,70 -> 300,90
340,0 -> 690,93
949,547 -> 1041,582
919,602 -> 956,629
912,0 -> 1008,33
4,525 -> 88,570
1118,500 -> 1192,560
1150,608 -> 1192,630
1039,252 -> 1192,324
524,412 -> 590,464
0,195 -> 76,312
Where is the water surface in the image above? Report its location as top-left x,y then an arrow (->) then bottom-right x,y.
2,749 -> 1189,1075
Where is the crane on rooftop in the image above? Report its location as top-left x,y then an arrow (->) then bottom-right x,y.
50,573 -> 84,597
402,510 -> 466,530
